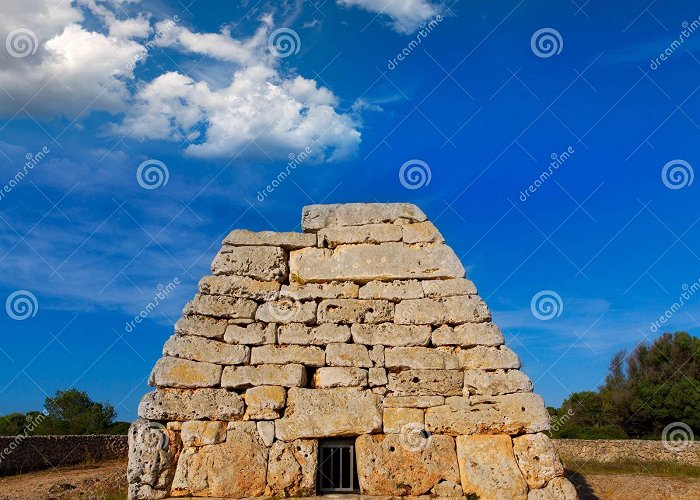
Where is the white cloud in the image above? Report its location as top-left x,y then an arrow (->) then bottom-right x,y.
337,0 -> 442,33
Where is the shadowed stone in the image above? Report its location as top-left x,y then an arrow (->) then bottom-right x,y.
163,335 -> 249,365
223,229 -> 316,249
198,275 -> 281,301
138,389 -> 244,421
211,245 -> 288,282
221,364 -> 307,389
319,223 -> 402,247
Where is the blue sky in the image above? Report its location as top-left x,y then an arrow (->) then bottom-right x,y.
0,0 -> 699,420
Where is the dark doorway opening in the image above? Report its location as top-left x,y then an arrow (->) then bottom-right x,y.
317,439 -> 359,494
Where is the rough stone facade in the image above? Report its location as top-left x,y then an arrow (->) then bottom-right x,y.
128,203 -> 578,499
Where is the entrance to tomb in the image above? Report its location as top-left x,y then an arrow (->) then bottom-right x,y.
317,439 -> 359,494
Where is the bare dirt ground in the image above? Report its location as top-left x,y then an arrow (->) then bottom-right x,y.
1,460 -> 700,499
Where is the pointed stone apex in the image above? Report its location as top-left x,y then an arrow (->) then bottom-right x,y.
301,203 -> 427,231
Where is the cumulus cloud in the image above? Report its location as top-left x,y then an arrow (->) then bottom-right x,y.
337,0 -> 442,33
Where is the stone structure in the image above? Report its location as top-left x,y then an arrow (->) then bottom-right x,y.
128,203 -> 578,500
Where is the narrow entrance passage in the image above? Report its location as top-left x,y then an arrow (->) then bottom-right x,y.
317,439 -> 359,493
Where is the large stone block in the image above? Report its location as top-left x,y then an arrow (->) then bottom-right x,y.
224,323 -> 277,345
244,385 -> 287,420
255,299 -> 317,324
402,221 -> 444,244
432,322 -> 504,347
149,357 -> 221,388
138,389 -> 244,421
180,421 -> 227,447
456,346 -> 521,370
388,369 -> 463,396
211,245 -> 288,282
278,323 -> 351,345
385,346 -> 459,369
512,433 -> 565,489
359,280 -> 424,300
317,299 -> 394,324
528,477 -> 579,500
355,434 -> 460,496
198,274 -> 281,301
128,419 -> 179,494
223,229 -> 316,249
275,388 -> 382,440
266,440 -> 318,497
464,369 -> 533,397
395,296 -> 490,325
456,434 -> 528,500
384,395 -> 445,408
183,294 -> 257,320
281,281 -> 359,299
325,343 -> 372,368
352,323 -> 431,346
222,364 -> 307,389
250,345 -> 325,367
421,278 -> 477,297
289,243 -> 465,284
302,203 -> 427,231
163,335 -> 249,365
383,407 -> 424,433
312,367 -> 368,388
318,223 -> 403,247
174,315 -> 227,340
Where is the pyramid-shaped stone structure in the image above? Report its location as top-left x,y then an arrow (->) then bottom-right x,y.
128,203 -> 578,500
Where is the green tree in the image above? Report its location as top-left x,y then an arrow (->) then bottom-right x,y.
40,389 -> 117,435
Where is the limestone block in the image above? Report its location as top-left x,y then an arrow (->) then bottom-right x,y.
278,323 -> 351,345
395,296 -> 490,325
174,315 -> 227,340
512,433 -> 565,489
180,421 -> 227,447
289,243 -> 465,284
170,422 -> 267,498
456,434 -> 528,500
183,294 -> 257,320
422,278 -> 477,297
432,480 -> 464,497
325,343 -> 372,368
432,322 -> 504,347
275,388 -> 382,440
221,364 -> 307,389
368,367 -> 388,387
127,419 -> 179,492
281,281 -> 359,300
250,345 -> 325,367
528,477 -> 579,500
317,299 -> 394,324
257,421 -> 275,447
138,388 -> 244,421
384,395 -> 445,408
312,367 -> 368,388
198,274 -> 281,301
244,385 -> 287,420
425,393 -> 551,436
402,221 -> 444,243
224,323 -> 277,345
318,223 -> 402,247
352,324 -> 431,346
359,279 -> 424,300
163,335 -> 249,365
355,434 -> 460,496
223,229 -> 315,249
302,203 -> 427,231
211,245 -> 288,282
385,346 -> 459,369
255,299 -> 317,324
388,370 -> 463,396
149,357 -> 222,388
369,345 -> 385,366
265,440 -> 318,497
464,369 -> 533,397
383,407 -> 424,433
455,346 -> 521,370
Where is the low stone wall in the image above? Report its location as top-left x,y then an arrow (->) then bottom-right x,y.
0,435 -> 128,475
553,439 -> 700,467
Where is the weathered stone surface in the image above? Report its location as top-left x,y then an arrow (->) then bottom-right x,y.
388,370 -> 463,396
352,324 -> 431,346
464,369 -> 533,397
170,422 -> 267,497
278,323 -> 351,345
149,357 -> 222,388
180,421 -> 227,447
221,364 -> 307,389
244,385 -> 287,420
432,322 -> 504,347
383,407 -> 424,434
422,278 -> 477,297
250,345 -> 325,367
128,419 -> 179,496
138,389 -> 244,421
163,335 -> 249,365
369,345 -> 385,366
325,343 -> 372,368
211,245 -> 288,282
224,323 -> 277,345
302,203 -> 427,231
183,294 -> 257,320
359,280 -> 424,301
513,433 -> 565,489
528,477 -> 578,500
395,296 -> 490,325
355,434 -> 460,496
289,243 -> 464,284
455,346 -> 521,370
223,229 -> 316,249
281,281 -> 359,300
266,440 -> 318,497
255,299 -> 317,324
456,434 -> 528,500
317,299 -> 393,324
312,367 -> 368,388
385,347 -> 459,369
318,223 -> 403,247
257,421 -> 275,447
276,388 -> 382,440
368,367 -> 388,387
198,274 -> 281,301
432,480 -> 464,497
425,393 -> 551,435
384,395 -> 445,408
402,221 -> 444,244
174,315 -> 227,340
